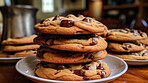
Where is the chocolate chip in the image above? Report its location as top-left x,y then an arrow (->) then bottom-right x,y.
73,69 -> 85,76
55,71 -> 60,75
137,30 -> 143,36
82,18 -> 91,23
53,15 -> 60,21
40,19 -> 45,24
57,65 -> 66,70
60,20 -> 74,27
40,19 -> 50,24
142,44 -> 146,48
97,64 -> 104,70
90,38 -> 97,45
83,76 -> 89,80
101,71 -> 106,78
123,44 -> 131,50
88,54 -> 94,59
139,32 -> 143,37
130,30 -> 137,36
124,28 -> 130,32
83,65 -> 89,70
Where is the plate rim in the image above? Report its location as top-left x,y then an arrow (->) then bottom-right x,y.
123,59 -> 148,62
15,55 -> 128,83
0,57 -> 24,60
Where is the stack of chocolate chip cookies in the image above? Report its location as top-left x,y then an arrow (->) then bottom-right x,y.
0,35 -> 40,57
34,14 -> 111,81
106,28 -> 148,60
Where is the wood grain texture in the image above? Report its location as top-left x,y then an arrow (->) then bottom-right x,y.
0,63 -> 147,83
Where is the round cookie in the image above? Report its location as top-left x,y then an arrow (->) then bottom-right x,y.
106,29 -> 147,41
74,17 -> 107,33
34,35 -> 107,52
108,42 -> 145,52
109,50 -> 148,60
137,38 -> 148,50
3,44 -> 40,52
36,47 -> 107,64
35,61 -> 111,81
0,50 -> 37,58
34,14 -> 107,35
2,35 -> 37,45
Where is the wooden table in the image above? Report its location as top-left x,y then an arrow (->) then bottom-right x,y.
0,63 -> 147,83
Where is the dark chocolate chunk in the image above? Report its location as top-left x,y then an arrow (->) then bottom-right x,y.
73,69 -> 85,76
90,38 -> 97,45
60,20 -> 74,27
97,63 -> 104,70
57,65 -> 66,70
40,19 -> 45,24
88,54 -> 94,59
82,18 -> 91,23
40,19 -> 50,24
101,71 -> 106,78
83,65 -> 89,70
55,71 -> 60,75
83,76 -> 89,80
142,44 -> 146,48
131,30 -> 137,36
123,44 -> 131,50
124,28 -> 130,32
53,15 -> 60,21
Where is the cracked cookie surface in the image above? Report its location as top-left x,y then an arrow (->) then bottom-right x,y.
108,41 -> 145,52
2,35 -> 37,45
35,60 -> 111,81
34,14 -> 107,35
106,29 -> 147,41
109,50 -> 148,60
34,34 -> 107,52
36,47 -> 107,64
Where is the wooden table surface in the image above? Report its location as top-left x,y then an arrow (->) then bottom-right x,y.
0,63 -> 147,83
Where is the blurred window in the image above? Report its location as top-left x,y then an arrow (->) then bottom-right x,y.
42,0 -> 54,13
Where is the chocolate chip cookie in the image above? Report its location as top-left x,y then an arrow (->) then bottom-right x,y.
36,47 -> 107,64
108,41 -> 145,52
2,35 -> 37,45
3,44 -> 40,52
34,14 -> 107,35
109,50 -> 148,60
137,38 -> 148,50
0,50 -> 37,58
34,34 -> 107,52
35,61 -> 111,81
106,29 -> 147,41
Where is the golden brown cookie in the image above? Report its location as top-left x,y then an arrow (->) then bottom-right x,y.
106,29 -> 147,41
108,42 -> 145,52
2,35 -> 37,45
34,35 -> 107,52
35,61 -> 111,81
137,38 -> 148,50
109,50 -> 148,60
36,47 -> 107,64
3,44 -> 40,52
34,14 -> 107,35
0,50 -> 37,58
74,18 -> 107,33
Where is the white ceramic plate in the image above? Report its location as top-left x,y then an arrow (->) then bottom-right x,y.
0,57 -> 24,63
124,59 -> 148,65
15,55 -> 128,83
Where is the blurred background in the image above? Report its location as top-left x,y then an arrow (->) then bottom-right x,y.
0,0 -> 148,40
